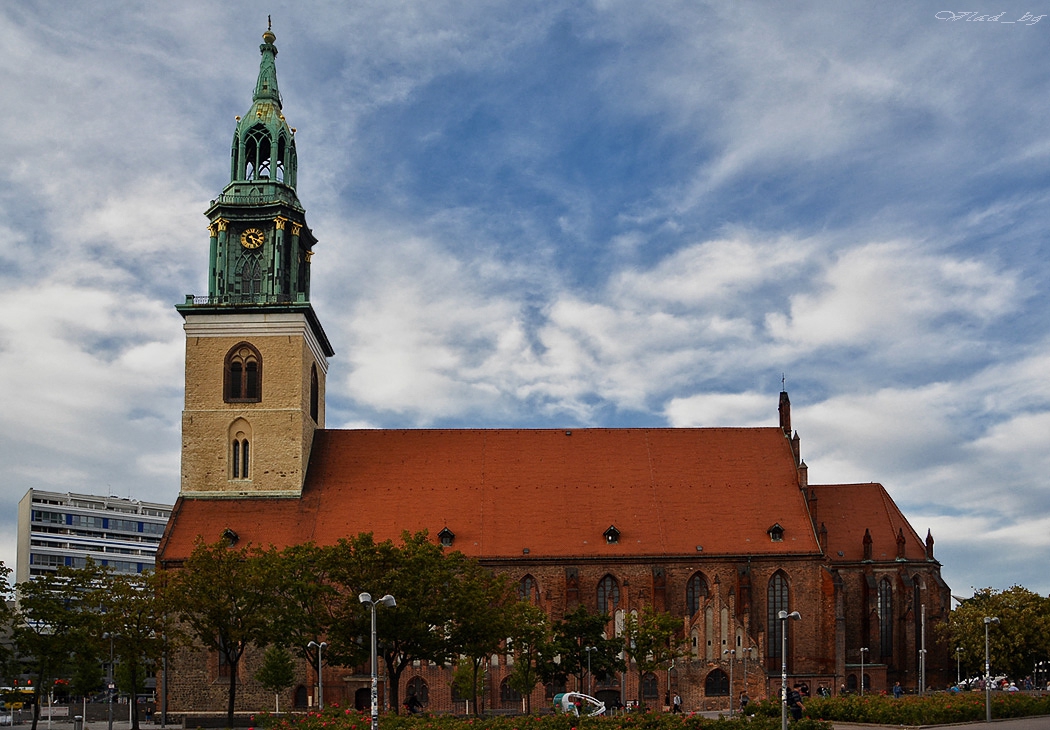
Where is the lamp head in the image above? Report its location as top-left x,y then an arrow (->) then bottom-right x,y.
378,594 -> 397,608
984,616 -> 999,625
359,592 -> 372,604
778,610 -> 801,620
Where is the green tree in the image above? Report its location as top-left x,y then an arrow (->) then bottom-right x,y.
446,562 -> 514,715
942,586 -> 1050,682
170,538 -> 274,727
263,542 -> 358,689
101,571 -> 181,730
13,562 -> 106,730
0,563 -> 14,681
328,532 -> 461,715
450,660 -> 486,712
505,601 -> 552,713
255,645 -> 296,714
622,606 -> 687,708
549,605 -> 625,693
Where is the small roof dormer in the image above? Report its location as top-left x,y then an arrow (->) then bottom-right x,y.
603,525 -> 620,544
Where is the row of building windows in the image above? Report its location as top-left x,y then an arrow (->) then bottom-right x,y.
32,510 -> 166,534
29,554 -> 146,573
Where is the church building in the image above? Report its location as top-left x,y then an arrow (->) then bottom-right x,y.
157,27 -> 952,716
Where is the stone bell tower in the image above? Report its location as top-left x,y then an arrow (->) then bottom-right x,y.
176,23 -> 333,498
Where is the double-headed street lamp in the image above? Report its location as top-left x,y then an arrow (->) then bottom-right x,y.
955,647 -> 963,686
859,647 -> 868,696
778,610 -> 801,730
307,641 -> 328,710
722,649 -> 736,718
984,616 -> 999,722
360,593 -> 396,730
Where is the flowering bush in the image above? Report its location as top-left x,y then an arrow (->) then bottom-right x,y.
256,708 -> 830,730
799,692 -> 1050,725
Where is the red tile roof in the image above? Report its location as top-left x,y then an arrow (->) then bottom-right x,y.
159,427 -> 823,563
810,483 -> 928,562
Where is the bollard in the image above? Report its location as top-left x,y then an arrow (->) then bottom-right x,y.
74,716 -> 84,730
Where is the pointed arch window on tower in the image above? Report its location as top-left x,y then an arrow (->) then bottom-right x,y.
229,418 -> 253,481
244,126 -> 271,181
275,135 -> 287,183
236,252 -> 263,300
225,344 -> 262,402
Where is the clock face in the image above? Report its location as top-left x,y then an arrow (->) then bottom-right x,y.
240,228 -> 265,249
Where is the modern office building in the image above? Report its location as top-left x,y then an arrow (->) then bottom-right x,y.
16,488 -> 172,583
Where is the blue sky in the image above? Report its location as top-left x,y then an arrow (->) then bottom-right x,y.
1,2 -> 1048,596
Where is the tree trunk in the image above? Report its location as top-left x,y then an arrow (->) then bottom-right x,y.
383,654 -> 405,715
227,660 -> 239,728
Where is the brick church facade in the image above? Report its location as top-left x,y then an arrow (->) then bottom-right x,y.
157,26 -> 952,717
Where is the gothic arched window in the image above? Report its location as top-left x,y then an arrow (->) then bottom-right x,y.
641,672 -> 659,699
225,343 -> 262,402
597,575 -> 620,615
500,677 -> 522,705
686,572 -> 709,616
879,577 -> 894,658
244,126 -> 271,180
406,677 -> 428,706
767,571 -> 789,663
705,668 -> 729,696
518,574 -> 540,604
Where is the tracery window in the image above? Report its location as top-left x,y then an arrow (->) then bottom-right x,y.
406,677 -> 428,706
767,572 -> 789,662
500,677 -> 522,705
705,668 -> 729,696
518,574 -> 540,604
879,578 -> 893,658
225,343 -> 262,402
686,572 -> 709,617
244,126 -> 271,180
236,251 -> 263,297
597,574 -> 620,615
641,672 -> 659,699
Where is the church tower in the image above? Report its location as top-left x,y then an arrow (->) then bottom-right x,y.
176,24 -> 333,498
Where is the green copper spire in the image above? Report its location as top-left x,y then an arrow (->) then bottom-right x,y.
253,19 -> 282,106
228,21 -> 298,188
179,23 -> 321,311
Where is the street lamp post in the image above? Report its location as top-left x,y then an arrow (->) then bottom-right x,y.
360,593 -> 396,730
778,610 -> 801,730
984,616 -> 999,722
859,648 -> 868,696
307,641 -> 328,710
107,633 -> 114,730
955,647 -> 962,687
722,649 -> 736,717
584,646 -> 597,696
919,604 -> 927,696
742,646 -> 755,704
